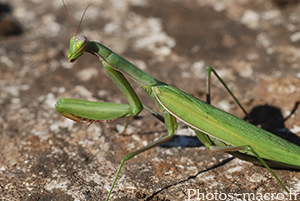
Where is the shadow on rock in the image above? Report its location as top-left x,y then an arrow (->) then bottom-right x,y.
247,102 -> 300,146
0,2 -> 22,37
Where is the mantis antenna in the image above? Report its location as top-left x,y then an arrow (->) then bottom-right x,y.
75,5 -> 89,38
62,0 -> 73,37
62,0 -> 89,38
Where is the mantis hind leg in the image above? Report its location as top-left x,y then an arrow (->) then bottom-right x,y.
193,129 -> 291,197
212,144 -> 290,195
205,66 -> 251,120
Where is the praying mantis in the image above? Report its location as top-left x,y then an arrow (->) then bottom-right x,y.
55,1 -> 300,200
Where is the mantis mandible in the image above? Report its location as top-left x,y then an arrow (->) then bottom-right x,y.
56,2 -> 300,200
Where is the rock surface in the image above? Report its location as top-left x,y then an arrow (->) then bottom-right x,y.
1,0 -> 300,200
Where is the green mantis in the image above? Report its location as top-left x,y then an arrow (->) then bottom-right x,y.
56,2 -> 300,200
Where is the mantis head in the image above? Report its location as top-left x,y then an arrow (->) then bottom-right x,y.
62,0 -> 89,62
68,35 -> 88,63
